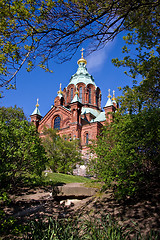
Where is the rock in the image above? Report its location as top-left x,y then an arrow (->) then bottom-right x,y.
52,183 -> 97,198
60,199 -> 82,206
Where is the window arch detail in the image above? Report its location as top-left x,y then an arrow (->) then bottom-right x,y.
54,116 -> 61,130
96,91 -> 99,106
79,86 -> 82,103
71,88 -> 73,101
89,87 -> 91,104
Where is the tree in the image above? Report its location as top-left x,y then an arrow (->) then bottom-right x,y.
0,0 -> 159,90
42,128 -> 82,174
112,1 -> 159,111
0,106 -> 47,188
89,108 -> 160,198
88,0 -> 160,198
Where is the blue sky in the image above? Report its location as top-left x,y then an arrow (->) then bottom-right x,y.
1,33 -> 133,119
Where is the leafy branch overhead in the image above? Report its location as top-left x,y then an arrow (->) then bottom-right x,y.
0,0 -> 159,88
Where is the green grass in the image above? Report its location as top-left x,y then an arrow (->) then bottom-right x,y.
23,215 -> 160,239
44,172 -> 93,184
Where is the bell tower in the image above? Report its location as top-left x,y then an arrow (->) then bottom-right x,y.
104,89 -> 116,123
54,83 -> 64,107
30,99 -> 42,129
70,88 -> 83,138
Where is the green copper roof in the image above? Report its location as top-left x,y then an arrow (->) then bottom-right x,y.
81,107 -> 101,118
90,112 -> 106,123
31,106 -> 42,116
71,93 -> 80,103
105,97 -> 113,107
68,62 -> 97,88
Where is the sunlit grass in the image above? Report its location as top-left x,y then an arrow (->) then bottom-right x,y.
44,172 -> 93,184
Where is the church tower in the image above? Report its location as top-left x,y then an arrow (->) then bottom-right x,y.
30,99 -> 42,129
63,48 -> 101,113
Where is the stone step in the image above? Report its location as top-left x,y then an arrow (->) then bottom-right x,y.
52,183 -> 97,197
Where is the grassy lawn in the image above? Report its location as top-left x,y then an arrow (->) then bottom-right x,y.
44,172 -> 93,184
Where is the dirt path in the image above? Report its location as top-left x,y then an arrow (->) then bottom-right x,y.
3,183 -> 160,238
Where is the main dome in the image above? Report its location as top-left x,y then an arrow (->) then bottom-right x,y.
68,54 -> 97,88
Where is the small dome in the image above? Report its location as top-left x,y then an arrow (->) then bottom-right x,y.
77,48 -> 87,65
77,57 -> 87,65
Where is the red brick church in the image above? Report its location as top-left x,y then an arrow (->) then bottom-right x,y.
30,50 -> 118,162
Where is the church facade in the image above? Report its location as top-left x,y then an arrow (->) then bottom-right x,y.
30,51 -> 118,161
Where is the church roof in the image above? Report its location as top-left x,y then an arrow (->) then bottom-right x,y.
31,106 -> 42,116
105,97 -> 113,107
31,99 -> 42,116
104,89 -> 114,107
90,112 -> 106,123
81,107 -> 101,118
71,92 -> 80,103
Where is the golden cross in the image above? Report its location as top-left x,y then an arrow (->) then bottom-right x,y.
80,48 -> 85,58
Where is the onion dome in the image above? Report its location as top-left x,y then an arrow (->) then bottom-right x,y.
68,48 -> 97,87
77,48 -> 87,65
31,99 -> 42,116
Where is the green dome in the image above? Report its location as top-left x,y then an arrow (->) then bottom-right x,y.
31,106 -> 42,116
68,60 -> 97,88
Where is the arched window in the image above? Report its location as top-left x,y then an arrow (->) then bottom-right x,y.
65,93 -> 67,105
86,133 -> 89,145
89,87 -> 91,104
79,86 -> 82,103
71,88 -> 73,101
54,116 -> 61,130
96,91 -> 99,107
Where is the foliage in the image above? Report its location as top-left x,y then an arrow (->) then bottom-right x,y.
112,2 -> 160,112
0,106 -> 47,190
0,214 -> 28,238
23,215 -> 160,239
0,0 -> 158,88
24,217 -> 80,240
42,128 -> 82,174
1,214 -> 159,239
87,0 -> 160,198
89,108 -> 160,198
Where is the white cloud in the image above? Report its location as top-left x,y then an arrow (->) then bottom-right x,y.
86,41 -> 115,73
